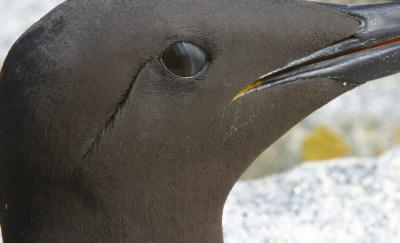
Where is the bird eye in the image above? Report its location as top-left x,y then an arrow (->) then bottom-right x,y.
161,42 -> 209,78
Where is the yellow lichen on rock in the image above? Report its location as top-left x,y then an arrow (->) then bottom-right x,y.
394,126 -> 400,144
302,125 -> 350,162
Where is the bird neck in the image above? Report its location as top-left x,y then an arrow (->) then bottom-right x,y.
1,181 -> 228,243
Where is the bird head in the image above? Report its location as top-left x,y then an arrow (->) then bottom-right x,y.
0,1 -> 399,242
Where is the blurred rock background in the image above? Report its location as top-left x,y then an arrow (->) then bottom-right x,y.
224,149 -> 400,243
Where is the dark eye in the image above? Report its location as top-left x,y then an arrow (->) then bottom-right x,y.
161,42 -> 209,78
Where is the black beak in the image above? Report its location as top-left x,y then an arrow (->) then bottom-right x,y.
234,3 -> 400,100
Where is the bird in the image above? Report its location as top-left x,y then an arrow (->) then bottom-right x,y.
0,0 -> 399,242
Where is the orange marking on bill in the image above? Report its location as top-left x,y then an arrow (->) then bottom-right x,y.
232,79 -> 263,102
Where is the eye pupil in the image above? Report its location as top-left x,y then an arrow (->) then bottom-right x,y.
162,42 -> 209,77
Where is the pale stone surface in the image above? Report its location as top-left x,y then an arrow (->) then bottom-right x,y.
224,149 -> 400,243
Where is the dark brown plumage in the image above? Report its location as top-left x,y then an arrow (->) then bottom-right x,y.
0,1 -> 399,242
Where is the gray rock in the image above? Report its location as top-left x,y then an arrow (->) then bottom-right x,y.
224,149 -> 400,243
